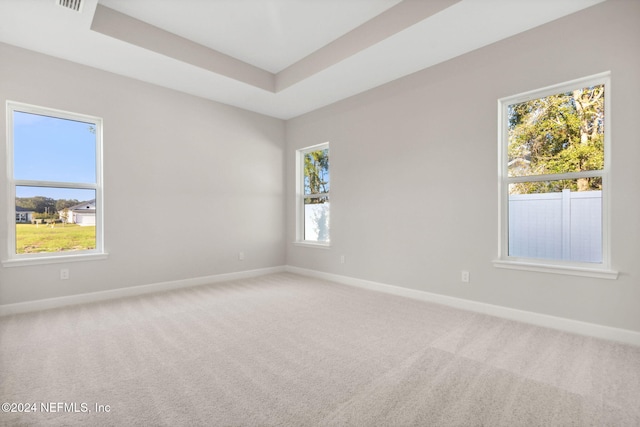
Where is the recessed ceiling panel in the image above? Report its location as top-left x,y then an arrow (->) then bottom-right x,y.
98,0 -> 402,73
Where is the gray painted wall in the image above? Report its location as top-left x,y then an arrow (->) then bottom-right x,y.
0,43 -> 286,304
285,0 -> 640,332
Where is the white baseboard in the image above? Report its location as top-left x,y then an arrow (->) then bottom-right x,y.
4,264 -> 638,347
0,266 -> 286,316
285,265 -> 640,347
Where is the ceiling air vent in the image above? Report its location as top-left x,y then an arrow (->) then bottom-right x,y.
57,0 -> 83,12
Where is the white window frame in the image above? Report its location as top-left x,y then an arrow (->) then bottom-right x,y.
3,101 -> 107,267
295,142 -> 330,247
494,73 -> 617,279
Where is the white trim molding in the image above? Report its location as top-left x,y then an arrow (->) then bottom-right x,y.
0,266 -> 285,316
496,72 -> 613,277
5,100 -> 106,264
2,252 -> 109,268
292,241 -> 332,249
295,142 -> 330,245
285,265 -> 640,347
493,259 -> 618,280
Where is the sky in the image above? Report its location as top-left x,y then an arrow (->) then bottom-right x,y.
13,111 -> 97,201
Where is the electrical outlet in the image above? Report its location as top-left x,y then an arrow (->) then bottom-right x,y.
60,268 -> 69,280
461,270 -> 470,283
340,255 -> 345,264
238,251 -> 245,261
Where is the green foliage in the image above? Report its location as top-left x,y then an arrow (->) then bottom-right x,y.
32,212 -> 57,221
508,85 -> 604,194
16,197 -> 82,214
304,148 -> 329,204
16,196 -> 55,213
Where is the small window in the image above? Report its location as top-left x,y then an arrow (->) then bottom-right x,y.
296,143 -> 330,245
497,73 -> 615,278
4,101 -> 104,265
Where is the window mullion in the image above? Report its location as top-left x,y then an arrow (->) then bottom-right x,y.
14,180 -> 98,190
304,193 -> 329,199
506,170 -> 604,184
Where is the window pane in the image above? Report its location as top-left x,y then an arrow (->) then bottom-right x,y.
508,180 -> 601,263
15,186 -> 96,254
13,111 -> 97,183
304,198 -> 329,242
303,149 -> 329,195
508,85 -> 604,180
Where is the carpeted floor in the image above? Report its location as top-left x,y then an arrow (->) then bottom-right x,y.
1,272 -> 639,426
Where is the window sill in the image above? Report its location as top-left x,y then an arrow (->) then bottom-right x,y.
2,252 -> 109,268
293,242 -> 331,250
493,259 -> 618,280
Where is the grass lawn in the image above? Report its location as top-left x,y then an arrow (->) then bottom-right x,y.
16,223 -> 96,253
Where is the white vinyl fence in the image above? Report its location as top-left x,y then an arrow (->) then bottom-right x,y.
304,202 -> 330,242
509,189 -> 602,263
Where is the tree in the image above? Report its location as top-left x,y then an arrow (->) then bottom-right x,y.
16,196 -> 56,213
508,85 -> 604,194
60,208 -> 70,226
55,199 -> 80,211
304,148 -> 329,203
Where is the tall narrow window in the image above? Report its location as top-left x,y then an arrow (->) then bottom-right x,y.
4,101 -> 104,264
297,143 -> 330,244
497,73 -> 615,278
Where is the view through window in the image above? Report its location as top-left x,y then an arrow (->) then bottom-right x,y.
299,143 -> 329,243
8,103 -> 102,258
500,74 -> 609,266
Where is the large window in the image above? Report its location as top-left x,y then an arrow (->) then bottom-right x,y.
296,143 -> 329,245
4,101 -> 104,265
496,73 -> 616,278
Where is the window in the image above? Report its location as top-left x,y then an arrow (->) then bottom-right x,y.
296,143 -> 330,245
4,101 -> 105,265
496,73 -> 616,278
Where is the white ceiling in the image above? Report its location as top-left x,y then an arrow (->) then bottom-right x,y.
99,0 -> 403,74
0,0 -> 605,119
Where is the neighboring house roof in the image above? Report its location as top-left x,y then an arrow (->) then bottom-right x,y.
16,206 -> 34,213
67,200 -> 96,212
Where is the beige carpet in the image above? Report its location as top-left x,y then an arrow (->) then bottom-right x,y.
1,272 -> 639,426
